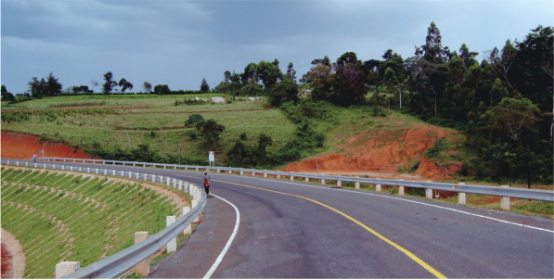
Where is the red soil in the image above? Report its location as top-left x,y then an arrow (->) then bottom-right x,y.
283,124 -> 460,181
1,131 -> 93,160
1,241 -> 13,279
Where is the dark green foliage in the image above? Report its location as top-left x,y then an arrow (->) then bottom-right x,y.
28,72 -> 62,98
200,78 -> 210,93
268,76 -> 298,107
153,84 -> 171,95
184,114 -> 205,127
197,119 -> 225,149
1,85 -> 15,101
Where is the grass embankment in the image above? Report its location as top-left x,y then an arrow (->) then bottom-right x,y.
1,94 -> 297,164
1,167 -> 188,278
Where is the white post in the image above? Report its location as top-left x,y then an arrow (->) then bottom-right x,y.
62,165 -> 65,170
217,169 -> 220,173
182,207 -> 192,234
426,189 -> 433,199
398,179 -> 405,195
264,172 -> 268,178
55,261 -> 80,279
321,179 -> 325,185
305,177 -> 309,182
166,216 -> 177,253
133,232 -> 149,276
290,176 -> 294,181
240,169 -> 243,175
152,175 -> 156,183
276,174 -> 280,179
70,166 -> 73,171
129,172 -> 132,179
375,179 -> 382,192
229,169 -> 232,174
355,182 -> 360,189
458,183 -> 466,204
178,180 -> 183,191
501,185 -> 511,210
87,168 -> 90,173
336,180 -> 342,188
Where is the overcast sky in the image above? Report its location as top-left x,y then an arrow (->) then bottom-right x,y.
2,0 -> 553,94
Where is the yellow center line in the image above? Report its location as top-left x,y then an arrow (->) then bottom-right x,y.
181,174 -> 447,279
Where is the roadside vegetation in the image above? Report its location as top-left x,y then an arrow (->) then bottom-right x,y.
0,167 -> 188,278
1,23 -> 552,187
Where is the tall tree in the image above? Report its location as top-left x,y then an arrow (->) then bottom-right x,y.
286,62 -> 297,83
143,81 -> 152,93
200,78 -> 210,93
119,78 -> 133,93
103,71 -> 114,95
334,52 -> 366,106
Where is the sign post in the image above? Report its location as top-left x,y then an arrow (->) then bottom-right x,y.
208,151 -> 215,167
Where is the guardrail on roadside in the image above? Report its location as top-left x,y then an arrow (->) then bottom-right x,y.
24,157 -> 554,205
1,159 -> 207,279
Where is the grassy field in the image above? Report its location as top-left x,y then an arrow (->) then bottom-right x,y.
1,94 -> 298,163
1,166 -> 188,278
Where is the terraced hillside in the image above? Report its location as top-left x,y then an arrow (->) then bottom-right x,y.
0,167 -> 188,278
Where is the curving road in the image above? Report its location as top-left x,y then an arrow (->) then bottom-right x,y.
14,162 -> 554,278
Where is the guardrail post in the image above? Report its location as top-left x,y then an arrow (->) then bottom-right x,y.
501,185 -> 511,210
457,183 -> 466,204
355,182 -> 360,189
166,216 -> 177,253
133,232 -> 149,276
217,169 -> 220,173
178,180 -> 183,191
143,163 -> 146,167
305,177 -> 309,182
25,162 -> 28,167
290,175 -> 294,181
426,188 -> 433,199
61,165 -> 64,171
112,170 -> 116,176
375,179 -> 382,192
229,169 -> 232,174
182,207 -> 192,234
398,179 -> 405,195
69,166 -> 73,171
55,261 -> 80,279
195,167 -> 199,171
276,174 -> 280,179
164,164 -> 166,170
79,167 -> 82,172
336,180 -> 342,188
321,179 -> 325,185
240,169 -> 243,175
87,168 -> 90,173
152,175 -> 156,183
192,200 -> 199,223
129,172 -> 132,179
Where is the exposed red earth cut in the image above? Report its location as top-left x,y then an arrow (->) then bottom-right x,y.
1,131 -> 93,160
282,124 -> 461,181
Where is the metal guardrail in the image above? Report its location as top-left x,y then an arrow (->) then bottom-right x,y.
20,157 -> 554,203
1,159 -> 207,279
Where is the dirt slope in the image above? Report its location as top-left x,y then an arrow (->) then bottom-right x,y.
283,124 -> 460,180
1,131 -> 92,159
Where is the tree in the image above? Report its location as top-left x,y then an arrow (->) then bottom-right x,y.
143,82 -> 152,93
420,22 -> 447,64
483,97 -> 541,141
28,72 -> 62,97
224,70 -> 231,85
1,85 -> 14,101
103,71 -> 114,94
268,75 -> 298,107
257,60 -> 283,89
153,84 -> 171,95
333,52 -> 366,106
286,62 -> 297,83
119,78 -> 133,93
256,133 -> 273,165
91,79 -> 99,93
198,119 -> 225,149
200,78 -> 210,93
489,40 -> 518,94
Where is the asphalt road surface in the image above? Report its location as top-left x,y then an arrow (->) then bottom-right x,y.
11,161 -> 554,278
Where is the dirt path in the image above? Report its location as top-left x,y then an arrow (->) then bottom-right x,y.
1,228 -> 26,279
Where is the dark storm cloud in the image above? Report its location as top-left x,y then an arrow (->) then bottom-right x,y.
1,0 -> 552,94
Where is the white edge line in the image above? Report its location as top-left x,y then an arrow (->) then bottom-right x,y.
234,176 -> 554,233
203,193 -> 240,279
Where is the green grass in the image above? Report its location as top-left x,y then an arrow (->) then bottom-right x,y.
1,167 -> 188,278
2,94 -> 296,162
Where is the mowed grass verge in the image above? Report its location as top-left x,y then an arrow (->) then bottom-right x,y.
1,94 -> 297,163
1,166 -> 188,278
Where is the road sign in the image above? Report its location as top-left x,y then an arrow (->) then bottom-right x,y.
208,151 -> 215,162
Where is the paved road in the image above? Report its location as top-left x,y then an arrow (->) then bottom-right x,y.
11,162 -> 554,278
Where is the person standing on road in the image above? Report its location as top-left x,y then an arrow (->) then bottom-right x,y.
33,153 -> 37,163
203,171 -> 211,197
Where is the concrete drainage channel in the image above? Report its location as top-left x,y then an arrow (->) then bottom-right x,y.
1,159 -> 207,279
